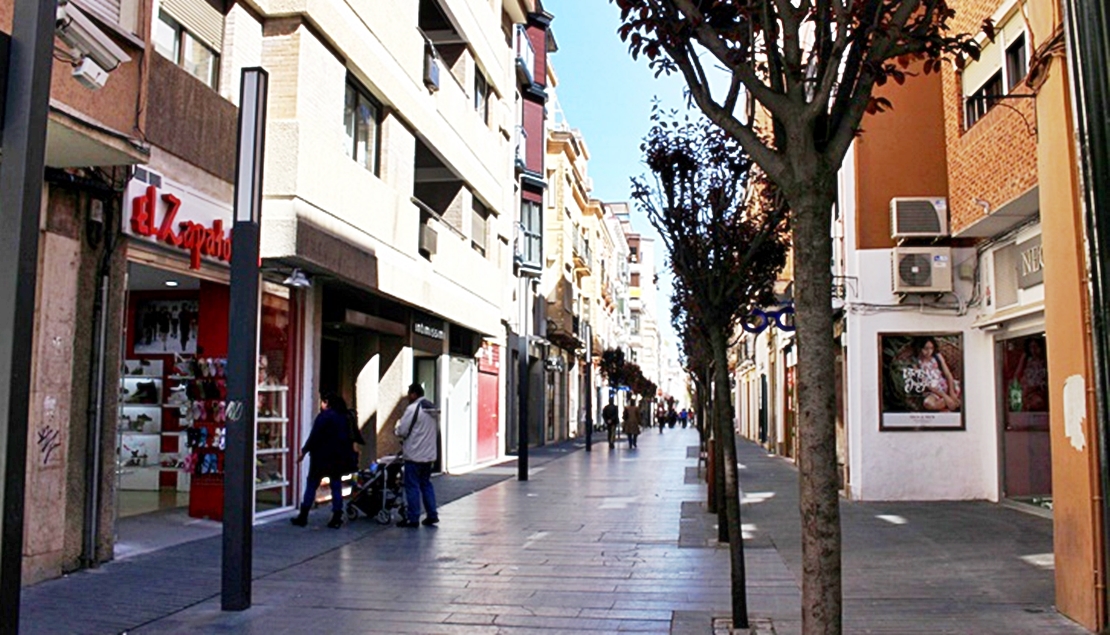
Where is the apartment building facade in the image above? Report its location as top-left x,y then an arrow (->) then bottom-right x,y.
732,0 -> 1106,628
503,1 -> 551,457
10,0 -> 555,586
542,96 -> 639,442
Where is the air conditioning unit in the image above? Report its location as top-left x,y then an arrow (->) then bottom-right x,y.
423,50 -> 440,92
892,246 -> 953,294
891,197 -> 948,239
419,223 -> 437,257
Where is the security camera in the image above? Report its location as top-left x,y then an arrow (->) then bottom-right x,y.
55,1 -> 130,73
72,57 -> 109,90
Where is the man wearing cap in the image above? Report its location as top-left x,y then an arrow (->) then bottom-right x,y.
395,383 -> 439,527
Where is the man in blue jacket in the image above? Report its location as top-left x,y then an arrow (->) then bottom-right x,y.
395,383 -> 439,527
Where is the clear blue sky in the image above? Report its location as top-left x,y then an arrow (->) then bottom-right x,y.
544,0 -> 688,350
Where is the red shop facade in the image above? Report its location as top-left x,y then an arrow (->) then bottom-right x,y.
115,167 -> 304,529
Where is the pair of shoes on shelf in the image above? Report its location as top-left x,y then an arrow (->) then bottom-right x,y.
396,519 -> 419,528
421,517 -> 439,527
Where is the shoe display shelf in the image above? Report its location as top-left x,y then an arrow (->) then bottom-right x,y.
119,359 -> 190,491
255,383 -> 290,516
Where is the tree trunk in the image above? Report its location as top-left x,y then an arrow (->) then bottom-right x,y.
791,189 -> 842,635
712,366 -> 728,541
711,328 -> 748,629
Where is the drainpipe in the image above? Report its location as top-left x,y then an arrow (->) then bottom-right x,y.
1063,0 -> 1110,626
82,247 -> 112,568
80,186 -> 120,569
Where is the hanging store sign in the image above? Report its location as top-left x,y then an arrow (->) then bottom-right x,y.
413,319 -> 445,341
411,311 -> 445,352
125,170 -> 234,270
478,341 -> 500,374
1017,235 -> 1044,289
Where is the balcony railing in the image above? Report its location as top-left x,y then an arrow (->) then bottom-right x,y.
515,25 -> 535,85
573,232 -> 591,271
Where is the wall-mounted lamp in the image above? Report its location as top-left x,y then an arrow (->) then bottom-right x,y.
282,268 -> 311,289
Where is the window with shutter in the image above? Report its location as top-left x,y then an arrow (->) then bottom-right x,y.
77,0 -> 122,25
160,0 -> 223,51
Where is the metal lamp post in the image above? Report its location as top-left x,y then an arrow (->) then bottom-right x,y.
0,0 -> 56,630
222,67 -> 268,611
584,322 -> 592,451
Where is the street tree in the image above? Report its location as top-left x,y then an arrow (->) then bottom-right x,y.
632,110 -> 789,628
672,274 -> 727,539
614,2 -> 980,632
599,348 -> 628,402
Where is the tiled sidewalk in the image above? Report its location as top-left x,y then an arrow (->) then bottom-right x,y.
21,428 -> 1087,634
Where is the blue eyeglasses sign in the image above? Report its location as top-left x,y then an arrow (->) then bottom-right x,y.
742,306 -> 796,334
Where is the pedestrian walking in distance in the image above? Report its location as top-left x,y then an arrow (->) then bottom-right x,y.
623,397 -> 642,449
292,392 -> 353,529
602,401 -> 620,449
395,383 -> 439,528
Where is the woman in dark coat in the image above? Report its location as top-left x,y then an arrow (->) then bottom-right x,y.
291,392 -> 352,529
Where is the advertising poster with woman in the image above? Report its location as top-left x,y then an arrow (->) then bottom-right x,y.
880,333 -> 965,430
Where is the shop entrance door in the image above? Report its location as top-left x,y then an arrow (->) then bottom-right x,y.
476,371 -> 499,463
782,366 -> 797,459
446,356 -> 475,471
1000,334 -> 1052,504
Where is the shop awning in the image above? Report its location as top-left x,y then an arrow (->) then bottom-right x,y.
47,102 -> 149,168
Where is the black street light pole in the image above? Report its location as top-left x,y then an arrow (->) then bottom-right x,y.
584,322 -> 592,452
0,0 -> 56,630
222,67 -> 268,612
518,278 -> 529,481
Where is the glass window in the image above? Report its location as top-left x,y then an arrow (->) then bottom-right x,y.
474,71 -> 489,124
344,79 -> 381,174
519,200 -> 542,271
472,200 -> 489,257
1005,33 -> 1027,92
156,11 -> 219,90
964,71 -> 1003,129
182,33 -> 218,88
154,12 -> 179,61
256,290 -> 295,515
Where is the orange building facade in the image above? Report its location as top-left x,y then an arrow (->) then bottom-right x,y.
734,0 -> 1107,629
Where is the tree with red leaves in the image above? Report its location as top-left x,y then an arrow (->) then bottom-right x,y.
614,2 -> 982,632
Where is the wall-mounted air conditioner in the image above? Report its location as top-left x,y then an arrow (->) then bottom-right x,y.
892,246 -> 953,294
419,223 -> 437,257
890,197 -> 948,239
423,49 -> 440,92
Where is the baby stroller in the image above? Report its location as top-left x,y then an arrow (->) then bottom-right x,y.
345,453 -> 406,524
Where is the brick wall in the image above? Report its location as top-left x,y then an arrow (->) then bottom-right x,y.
942,0 -> 1039,234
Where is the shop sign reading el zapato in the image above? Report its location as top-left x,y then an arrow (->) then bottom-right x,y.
125,168 -> 233,270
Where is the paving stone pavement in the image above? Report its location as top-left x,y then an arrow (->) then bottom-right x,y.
733,439 -> 1087,635
20,429 -> 1089,634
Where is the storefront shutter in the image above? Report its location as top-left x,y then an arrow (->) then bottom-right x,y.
76,0 -> 122,26
161,0 -> 224,52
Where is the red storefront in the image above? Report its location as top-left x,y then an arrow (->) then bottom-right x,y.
476,342 -> 500,464
116,167 -> 301,531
